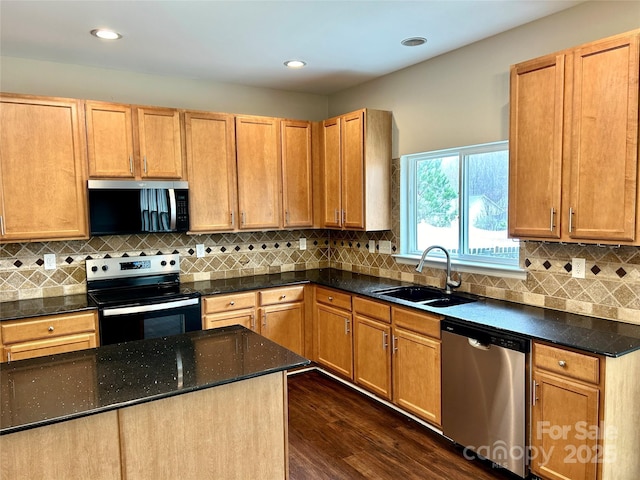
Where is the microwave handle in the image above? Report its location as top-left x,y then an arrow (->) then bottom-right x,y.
168,189 -> 177,230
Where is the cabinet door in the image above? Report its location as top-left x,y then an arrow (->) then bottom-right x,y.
568,33 -> 639,241
260,303 -> 304,356
322,117 -> 342,228
393,327 -> 441,426
235,115 -> 281,230
136,107 -> 183,179
281,120 -> 313,228
203,310 -> 256,331
508,54 -> 565,239
316,303 -> 353,379
341,110 -> 365,229
0,96 -> 88,242
531,371 -> 599,480
354,315 -> 391,400
85,102 -> 135,178
185,111 -> 237,232
4,333 -> 98,362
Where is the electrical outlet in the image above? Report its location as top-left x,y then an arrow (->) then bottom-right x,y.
368,240 -> 376,253
196,244 -> 205,258
378,240 -> 392,255
299,238 -> 307,250
44,254 -> 56,270
572,258 -> 586,279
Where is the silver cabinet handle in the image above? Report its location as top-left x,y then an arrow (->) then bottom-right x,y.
569,207 -> 574,233
344,318 -> 350,335
392,335 -> 398,354
7,351 -> 11,363
262,312 -> 267,328
129,155 -> 133,174
532,380 -> 538,406
550,208 -> 555,232
328,296 -> 333,301
241,211 -> 246,226
229,301 -> 235,306
250,313 -> 256,330
280,295 -> 286,300
285,211 -> 289,226
143,155 -> 148,174
0,215 -> 5,236
382,332 -> 388,350
48,326 -> 54,332
342,209 -> 346,224
558,360 -> 567,368
334,209 -> 339,223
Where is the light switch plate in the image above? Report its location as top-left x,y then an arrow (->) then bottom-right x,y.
196,244 -> 205,258
368,240 -> 376,253
299,238 -> 307,250
44,254 -> 56,270
378,240 -> 392,255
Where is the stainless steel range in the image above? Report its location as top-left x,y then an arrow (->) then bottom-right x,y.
86,254 -> 201,346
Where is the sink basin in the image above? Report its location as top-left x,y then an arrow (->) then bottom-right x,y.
373,286 -> 476,308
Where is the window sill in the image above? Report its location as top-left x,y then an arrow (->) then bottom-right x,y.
393,254 -> 527,280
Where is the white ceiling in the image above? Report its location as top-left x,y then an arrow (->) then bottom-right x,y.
0,0 -> 584,95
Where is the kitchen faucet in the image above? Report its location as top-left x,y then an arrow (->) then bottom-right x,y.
415,245 -> 461,294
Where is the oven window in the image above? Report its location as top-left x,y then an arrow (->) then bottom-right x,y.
144,314 -> 184,339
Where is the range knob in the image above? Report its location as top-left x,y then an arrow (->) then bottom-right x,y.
91,266 -> 98,273
170,260 -> 176,266
161,261 -> 167,266
101,265 -> 108,272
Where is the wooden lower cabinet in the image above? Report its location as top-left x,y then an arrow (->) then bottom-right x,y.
392,326 -> 441,426
202,291 -> 257,331
316,302 -> 353,379
354,315 -> 392,400
0,311 -> 99,362
261,302 -> 304,356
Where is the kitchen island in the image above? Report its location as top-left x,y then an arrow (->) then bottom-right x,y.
0,325 -> 309,479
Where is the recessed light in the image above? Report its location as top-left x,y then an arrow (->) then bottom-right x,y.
90,29 -> 122,40
401,37 -> 427,47
284,60 -> 306,69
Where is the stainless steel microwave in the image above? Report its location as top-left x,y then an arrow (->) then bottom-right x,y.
88,180 -> 189,236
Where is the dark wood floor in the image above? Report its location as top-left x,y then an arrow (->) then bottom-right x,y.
287,370 -> 519,480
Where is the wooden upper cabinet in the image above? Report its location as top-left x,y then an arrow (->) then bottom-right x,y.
85,102 -> 184,180
508,54 -> 565,239
509,29 -> 640,245
86,102 -> 135,178
136,107 -> 183,179
281,120 -> 313,228
184,111 -> 237,232
235,115 -> 282,230
321,108 -> 391,231
568,33 -> 639,242
0,95 -> 89,242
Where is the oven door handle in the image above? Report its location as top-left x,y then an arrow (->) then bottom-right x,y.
102,297 -> 200,317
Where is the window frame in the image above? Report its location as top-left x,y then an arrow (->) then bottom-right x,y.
398,141 -> 525,278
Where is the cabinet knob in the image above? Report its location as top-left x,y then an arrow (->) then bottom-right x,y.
558,360 -> 566,368
280,295 -> 286,300
48,326 -> 54,332
230,301 -> 235,306
328,296 -> 333,301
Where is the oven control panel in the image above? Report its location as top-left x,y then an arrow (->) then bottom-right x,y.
86,254 -> 180,281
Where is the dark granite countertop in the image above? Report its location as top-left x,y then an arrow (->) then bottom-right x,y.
189,268 -> 640,357
0,326 -> 309,435
2,268 -> 640,357
0,294 -> 96,321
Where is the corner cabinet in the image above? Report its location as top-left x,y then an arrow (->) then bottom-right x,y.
322,109 -> 391,231
0,94 -> 89,242
85,101 -> 184,180
509,29 -> 640,244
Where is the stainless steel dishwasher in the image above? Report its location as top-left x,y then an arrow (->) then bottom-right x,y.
441,319 -> 530,478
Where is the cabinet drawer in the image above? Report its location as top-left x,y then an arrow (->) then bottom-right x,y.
260,285 -> 304,306
316,287 -> 351,311
1,311 -> 97,345
353,297 -> 390,323
392,307 -> 442,339
203,292 -> 256,313
534,343 -> 600,385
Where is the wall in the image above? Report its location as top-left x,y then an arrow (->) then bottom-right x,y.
0,56 -> 328,121
326,1 -> 640,325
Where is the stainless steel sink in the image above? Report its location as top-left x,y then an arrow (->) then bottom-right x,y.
373,286 -> 476,307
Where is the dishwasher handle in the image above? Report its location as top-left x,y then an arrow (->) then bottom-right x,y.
468,338 -> 491,350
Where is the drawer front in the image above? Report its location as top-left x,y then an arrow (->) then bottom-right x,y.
1,311 -> 97,345
260,285 -> 304,306
392,307 -> 441,339
203,292 -> 256,313
534,343 -> 600,384
316,287 -> 352,311
353,296 -> 390,323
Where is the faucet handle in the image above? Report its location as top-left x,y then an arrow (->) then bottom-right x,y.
447,271 -> 462,290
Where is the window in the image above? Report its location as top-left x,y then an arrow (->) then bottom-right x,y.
400,141 -> 519,269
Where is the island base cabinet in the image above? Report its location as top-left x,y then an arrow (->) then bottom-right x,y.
119,371 -> 288,480
1,410 -> 121,480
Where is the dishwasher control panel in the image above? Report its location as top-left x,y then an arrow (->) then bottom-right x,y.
442,319 -> 530,353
